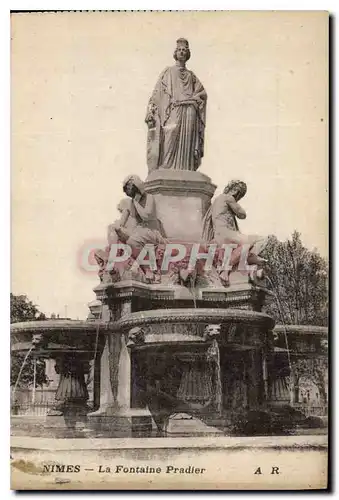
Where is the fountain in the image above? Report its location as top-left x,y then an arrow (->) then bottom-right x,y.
11,318 -> 108,437
11,38 -> 326,444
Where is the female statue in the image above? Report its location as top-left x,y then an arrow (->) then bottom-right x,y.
145,38 -> 207,172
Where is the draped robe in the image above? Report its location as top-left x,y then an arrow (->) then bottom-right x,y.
146,64 -> 207,172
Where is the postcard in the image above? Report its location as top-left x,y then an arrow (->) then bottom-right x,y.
10,10 -> 328,490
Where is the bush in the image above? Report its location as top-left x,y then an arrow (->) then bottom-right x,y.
302,416 -> 326,429
228,405 -> 321,436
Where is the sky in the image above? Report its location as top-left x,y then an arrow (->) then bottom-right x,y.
11,11 -> 328,319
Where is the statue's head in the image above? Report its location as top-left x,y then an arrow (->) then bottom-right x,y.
123,175 -> 145,198
173,38 -> 191,62
224,180 -> 247,201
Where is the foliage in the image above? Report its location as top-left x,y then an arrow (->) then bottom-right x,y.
292,357 -> 328,404
11,293 -> 48,389
10,293 -> 46,323
263,231 -> 328,326
228,405 -> 325,435
262,233 -> 328,407
11,355 -> 48,389
229,408 -> 297,436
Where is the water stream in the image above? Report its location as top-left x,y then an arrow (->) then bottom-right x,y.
86,300 -> 105,389
93,301 -> 104,363
11,345 -> 34,400
189,274 -> 197,309
266,276 -> 293,374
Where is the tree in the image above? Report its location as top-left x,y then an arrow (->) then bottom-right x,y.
292,357 -> 328,405
11,294 -> 48,389
10,293 -> 46,323
262,233 -> 328,409
262,231 -> 328,327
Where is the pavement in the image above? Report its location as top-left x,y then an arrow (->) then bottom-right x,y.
11,433 -> 327,450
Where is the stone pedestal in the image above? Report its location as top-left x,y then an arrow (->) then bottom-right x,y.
90,279 -> 273,435
87,303 -> 153,436
145,169 -> 216,241
51,352 -> 91,414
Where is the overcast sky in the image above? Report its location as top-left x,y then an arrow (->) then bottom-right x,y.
11,11 -> 328,319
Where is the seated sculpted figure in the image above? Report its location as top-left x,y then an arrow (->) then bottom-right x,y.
113,175 -> 166,252
202,180 -> 268,286
95,179 -> 167,284
94,199 -> 133,283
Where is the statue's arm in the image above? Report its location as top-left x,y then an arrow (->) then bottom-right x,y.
193,88 -> 207,101
113,209 -> 132,243
133,194 -> 155,222
225,195 -> 247,220
192,73 -> 207,102
119,208 -> 130,227
110,208 -> 130,234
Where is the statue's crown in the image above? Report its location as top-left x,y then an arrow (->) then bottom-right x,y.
176,38 -> 189,48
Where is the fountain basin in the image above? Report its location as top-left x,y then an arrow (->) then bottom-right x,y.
11,320 -> 111,433
110,308 -> 275,352
11,309 -> 277,438
11,319 -> 112,354
113,307 -> 274,329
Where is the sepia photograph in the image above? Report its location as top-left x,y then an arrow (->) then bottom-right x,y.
10,10 -> 328,490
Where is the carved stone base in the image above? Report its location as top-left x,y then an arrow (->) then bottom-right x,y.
144,169 -> 216,241
94,279 -> 270,312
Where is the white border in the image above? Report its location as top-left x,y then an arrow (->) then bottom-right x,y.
2,2 -> 335,498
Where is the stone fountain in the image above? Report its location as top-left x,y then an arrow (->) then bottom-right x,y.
11,319 -> 108,436
11,38 -> 300,439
